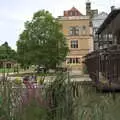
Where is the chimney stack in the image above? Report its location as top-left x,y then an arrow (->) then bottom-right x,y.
111,6 -> 115,11
86,0 -> 91,16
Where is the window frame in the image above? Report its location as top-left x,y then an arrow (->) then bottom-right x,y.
67,58 -> 80,64
71,40 -> 78,48
82,25 -> 87,35
69,26 -> 79,36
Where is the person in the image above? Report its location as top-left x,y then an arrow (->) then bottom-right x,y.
23,75 -> 29,84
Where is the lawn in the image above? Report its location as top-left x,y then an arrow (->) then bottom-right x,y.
0,68 -> 14,73
0,68 -> 24,73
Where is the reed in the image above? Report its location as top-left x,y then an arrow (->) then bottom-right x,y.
0,72 -> 120,120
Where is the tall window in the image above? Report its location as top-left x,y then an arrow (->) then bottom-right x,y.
93,27 -> 98,36
69,11 -> 78,16
69,11 -> 73,16
67,58 -> 80,64
82,26 -> 87,35
69,26 -> 79,36
71,40 -> 78,48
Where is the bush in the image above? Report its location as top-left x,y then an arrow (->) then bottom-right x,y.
83,65 -> 88,74
13,78 -> 22,85
37,77 -> 44,84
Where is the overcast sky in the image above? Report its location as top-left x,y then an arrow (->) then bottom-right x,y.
0,0 -> 120,50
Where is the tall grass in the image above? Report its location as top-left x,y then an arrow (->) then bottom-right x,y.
0,77 -> 23,120
45,72 -> 74,120
0,72 -> 120,120
74,84 -> 120,120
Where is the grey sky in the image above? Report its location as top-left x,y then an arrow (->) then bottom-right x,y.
0,0 -> 120,49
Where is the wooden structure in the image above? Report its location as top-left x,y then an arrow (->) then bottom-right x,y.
0,60 -> 16,68
84,9 -> 120,90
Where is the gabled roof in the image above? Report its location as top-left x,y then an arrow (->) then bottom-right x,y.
69,7 -> 83,15
64,7 -> 83,16
96,9 -> 120,34
92,12 -> 108,20
70,7 -> 80,12
99,12 -> 108,16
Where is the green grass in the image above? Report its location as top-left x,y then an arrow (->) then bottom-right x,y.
0,68 -> 25,73
8,72 -> 56,77
0,68 -> 14,73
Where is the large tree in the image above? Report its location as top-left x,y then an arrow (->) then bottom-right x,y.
0,42 -> 17,61
17,10 -> 68,69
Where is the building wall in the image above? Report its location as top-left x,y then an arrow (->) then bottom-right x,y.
58,15 -> 93,71
92,12 -> 108,50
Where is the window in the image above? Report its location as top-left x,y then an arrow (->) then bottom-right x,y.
69,11 -> 77,16
67,58 -> 80,64
93,27 -> 98,36
71,40 -> 78,48
70,12 -> 73,16
72,11 -> 75,16
69,27 -> 73,35
73,58 -> 76,63
75,11 -> 78,16
69,26 -> 79,36
82,26 -> 87,35
83,26 -> 86,30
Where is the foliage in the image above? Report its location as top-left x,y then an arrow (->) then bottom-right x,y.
37,76 -> 45,85
0,80 -> 20,120
83,64 -> 88,74
17,10 -> 68,69
12,78 -> 22,85
45,72 -> 74,120
21,100 -> 48,120
0,42 -> 17,61
1,73 -> 120,120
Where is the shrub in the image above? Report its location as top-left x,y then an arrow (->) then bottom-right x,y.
13,77 -> 22,85
83,65 -> 88,74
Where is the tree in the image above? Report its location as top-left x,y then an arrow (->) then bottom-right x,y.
17,10 -> 68,69
0,42 -> 17,61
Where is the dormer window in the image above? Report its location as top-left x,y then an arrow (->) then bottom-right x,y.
69,11 -> 78,16
75,11 -> 78,16
72,11 -> 75,16
69,11 -> 75,16
70,12 -> 73,16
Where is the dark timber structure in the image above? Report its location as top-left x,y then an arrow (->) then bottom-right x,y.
84,9 -> 120,90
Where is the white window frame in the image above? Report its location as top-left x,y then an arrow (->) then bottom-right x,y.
69,26 -> 79,36
67,58 -> 80,64
71,40 -> 78,48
